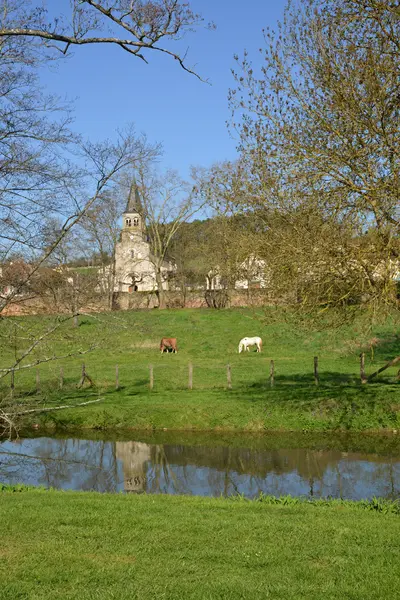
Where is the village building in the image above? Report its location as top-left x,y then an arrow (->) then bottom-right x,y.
113,183 -> 175,293
206,256 -> 268,291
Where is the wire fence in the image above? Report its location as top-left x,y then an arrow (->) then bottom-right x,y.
3,353 -> 397,400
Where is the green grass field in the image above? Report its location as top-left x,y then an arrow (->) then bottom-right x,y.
1,487 -> 400,599
2,307 -> 400,432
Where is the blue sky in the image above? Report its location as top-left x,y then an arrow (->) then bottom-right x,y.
40,1 -> 285,180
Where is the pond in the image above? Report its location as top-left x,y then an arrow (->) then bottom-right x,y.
1,431 -> 400,500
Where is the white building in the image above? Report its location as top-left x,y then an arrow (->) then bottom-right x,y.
206,256 -> 268,291
114,184 -> 175,293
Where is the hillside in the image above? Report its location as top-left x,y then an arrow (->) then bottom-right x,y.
1,308 -> 400,432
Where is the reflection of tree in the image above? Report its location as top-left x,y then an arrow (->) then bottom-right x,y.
0,438 -> 119,492
1,437 -> 400,500
146,444 -> 400,500
160,445 -> 336,481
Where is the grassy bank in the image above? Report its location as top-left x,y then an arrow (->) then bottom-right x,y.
2,308 -> 400,432
1,487 -> 400,599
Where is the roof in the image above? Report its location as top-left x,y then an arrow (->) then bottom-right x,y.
124,180 -> 143,214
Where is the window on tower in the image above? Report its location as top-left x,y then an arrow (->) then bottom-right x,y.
133,217 -> 139,227
126,218 -> 132,227
130,249 -> 135,259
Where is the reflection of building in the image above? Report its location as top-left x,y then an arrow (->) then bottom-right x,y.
116,441 -> 151,493
113,183 -> 175,293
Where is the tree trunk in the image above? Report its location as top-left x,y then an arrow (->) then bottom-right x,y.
72,273 -> 79,327
155,268 -> 166,309
107,250 -> 117,310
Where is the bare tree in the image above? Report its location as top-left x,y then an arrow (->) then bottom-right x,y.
78,141 -> 162,309
0,0 -> 211,434
0,0 -> 209,311
0,0 -> 210,80
1,126 -> 157,312
0,0 -> 209,310
0,36 -> 74,268
0,128 -> 157,435
119,165 -> 204,308
77,194 -> 123,310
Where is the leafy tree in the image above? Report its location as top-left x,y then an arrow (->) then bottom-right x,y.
169,219 -> 214,295
229,0 -> 400,319
188,163 -> 268,305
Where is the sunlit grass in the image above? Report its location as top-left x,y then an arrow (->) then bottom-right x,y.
1,487 -> 400,599
1,307 -> 400,431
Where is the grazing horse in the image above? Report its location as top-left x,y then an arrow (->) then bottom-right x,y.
238,336 -> 262,353
160,337 -> 178,354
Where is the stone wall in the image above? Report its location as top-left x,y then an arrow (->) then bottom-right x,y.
1,296 -> 109,317
112,288 -> 273,311
1,288 -> 273,316
112,291 -> 160,310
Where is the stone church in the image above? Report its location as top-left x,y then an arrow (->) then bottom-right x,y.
113,183 -> 174,293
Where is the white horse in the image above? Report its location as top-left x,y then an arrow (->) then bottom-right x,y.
238,336 -> 262,353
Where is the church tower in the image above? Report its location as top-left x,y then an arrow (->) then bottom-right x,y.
121,181 -> 145,243
114,180 -> 155,293
113,179 -> 175,301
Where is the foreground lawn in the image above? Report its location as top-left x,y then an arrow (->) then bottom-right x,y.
2,308 -> 400,431
1,488 -> 400,599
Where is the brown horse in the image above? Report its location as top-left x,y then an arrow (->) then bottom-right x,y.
160,337 -> 178,354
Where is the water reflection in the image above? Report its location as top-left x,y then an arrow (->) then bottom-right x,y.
0,436 -> 399,500
116,441 -> 150,493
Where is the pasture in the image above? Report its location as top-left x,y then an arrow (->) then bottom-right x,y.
1,486 -> 400,599
1,307 -> 400,432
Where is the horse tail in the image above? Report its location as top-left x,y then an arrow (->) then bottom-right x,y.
259,339 -> 262,352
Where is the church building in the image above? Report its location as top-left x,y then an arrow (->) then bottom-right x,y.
114,183 -> 174,293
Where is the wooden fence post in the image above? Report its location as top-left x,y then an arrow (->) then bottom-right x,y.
360,352 -> 367,384
314,356 -> 319,386
77,363 -> 94,388
116,364 -> 119,390
188,362 -> 193,390
10,369 -> 14,399
36,369 -> 40,394
270,360 -> 275,387
149,364 -> 154,390
227,364 -> 232,389
59,367 -> 64,390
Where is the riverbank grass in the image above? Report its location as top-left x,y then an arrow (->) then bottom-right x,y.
1,488 -> 400,599
2,308 -> 400,431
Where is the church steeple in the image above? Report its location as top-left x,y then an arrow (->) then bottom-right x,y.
122,179 -> 144,239
125,179 -> 143,214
